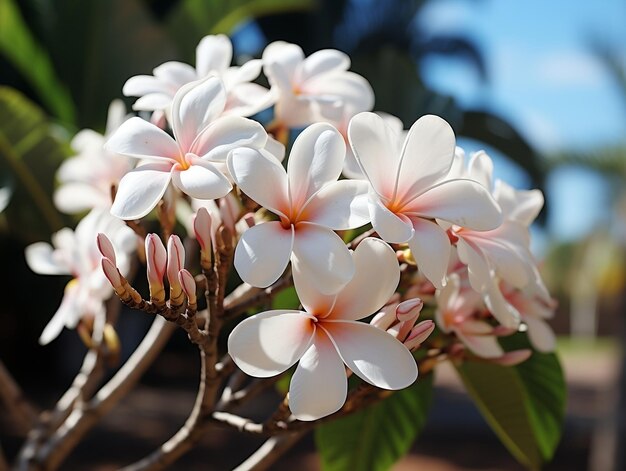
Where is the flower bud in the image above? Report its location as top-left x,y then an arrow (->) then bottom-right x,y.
96,233 -> 117,263
491,349 -> 532,366
167,235 -> 185,306
178,269 -> 197,306
193,207 -> 212,267
404,320 -> 435,351
396,298 -> 423,322
145,234 -> 167,304
101,257 -> 122,291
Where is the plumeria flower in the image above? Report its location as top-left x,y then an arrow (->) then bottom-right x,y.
105,76 -> 267,220
263,41 -> 374,129
54,100 -> 133,213
123,34 -> 273,119
348,112 -> 502,290
227,122 -> 369,294
228,238 -> 417,421
435,273 -> 504,358
25,209 -> 136,344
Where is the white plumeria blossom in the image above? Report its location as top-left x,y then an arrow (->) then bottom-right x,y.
263,41 -> 374,128
348,112 -> 502,290
228,238 -> 417,421
123,34 -> 273,118
435,273 -> 504,359
25,209 -> 136,344
106,76 -> 267,220
451,150 -> 550,328
228,122 -> 369,295
54,100 -> 133,213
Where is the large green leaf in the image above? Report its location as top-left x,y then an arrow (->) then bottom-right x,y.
455,336 -> 566,470
0,86 -> 69,241
167,0 -> 316,60
316,373 -> 434,471
0,0 -> 75,123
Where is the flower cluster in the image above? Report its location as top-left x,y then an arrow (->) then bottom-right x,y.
26,35 -> 556,421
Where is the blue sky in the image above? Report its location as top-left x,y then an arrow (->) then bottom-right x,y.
418,0 -> 626,243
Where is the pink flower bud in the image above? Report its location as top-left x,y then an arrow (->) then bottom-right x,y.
370,302 -> 398,331
219,193 -> 240,234
193,207 -> 212,253
396,298 -> 423,322
167,235 -> 185,303
101,257 -> 122,290
491,349 -> 532,366
178,269 -> 197,305
145,234 -> 167,296
404,320 -> 435,351
96,233 -> 116,264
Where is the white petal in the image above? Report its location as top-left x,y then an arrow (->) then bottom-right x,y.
369,196 -> 414,243
292,266 -> 336,318
328,238 -> 399,321
123,75 -> 170,96
153,61 -> 197,85
323,321 -> 417,389
54,184 -> 109,214
39,285 -> 77,345
395,115 -> 456,202
302,72 -> 374,112
25,242 -> 70,275
263,41 -> 304,90
264,135 -> 286,162
525,316 -> 556,353
191,116 -> 267,161
289,330 -> 347,421
110,163 -> 172,220
105,117 -> 179,161
455,330 -> 503,359
291,222 -> 354,295
483,283 -> 521,329
196,34 -> 232,76
225,60 -> 263,85
474,238 -> 530,289
302,180 -> 370,230
287,123 -> 345,209
456,238 -> 492,293
227,147 -> 290,219
132,93 -> 173,112
494,180 -> 544,226
467,151 -> 494,190
171,158 -> 231,200
171,76 -> 226,151
234,222 -> 294,288
407,218 -> 451,290
405,179 -> 502,231
296,49 -> 350,83
223,82 -> 275,117
348,112 -> 400,198
228,310 -> 315,377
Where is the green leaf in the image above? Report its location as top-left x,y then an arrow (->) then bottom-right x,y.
0,86 -> 70,241
167,0 -> 316,60
316,373 -> 434,471
271,285 -> 299,310
0,0 -> 75,123
454,336 -> 566,470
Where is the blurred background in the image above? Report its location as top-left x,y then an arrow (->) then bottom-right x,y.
0,0 -> 624,469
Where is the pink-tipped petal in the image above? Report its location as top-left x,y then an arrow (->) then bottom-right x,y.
145,233 -> 167,289
327,238 -> 399,321
234,222 -> 294,288
301,179 -> 370,230
395,115 -> 456,202
287,123 -> 345,209
407,218 -> 451,290
404,320 -> 435,350
228,147 -> 290,219
291,222 -> 354,295
167,235 -> 185,286
101,257 -> 122,290
289,330 -> 348,421
396,298 -> 423,322
193,207 -> 212,252
323,321 -> 417,390
178,269 -> 197,304
104,117 -> 178,161
228,310 -> 315,377
456,330 -> 503,359
96,233 -> 116,263
110,163 -> 172,220
369,197 -> 414,243
172,158 -> 232,200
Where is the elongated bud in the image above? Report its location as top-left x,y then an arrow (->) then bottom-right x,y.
491,349 -> 532,366
396,298 -> 423,322
167,235 -> 185,306
219,193 -> 240,234
145,234 -> 167,304
193,207 -> 212,268
97,233 -> 117,263
178,269 -> 197,306
101,257 -> 123,291
404,320 -> 435,351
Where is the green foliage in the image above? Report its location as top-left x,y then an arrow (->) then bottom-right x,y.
0,0 -> 75,123
167,0 -> 316,60
316,373 -> 434,471
0,87 -> 70,241
455,335 -> 566,470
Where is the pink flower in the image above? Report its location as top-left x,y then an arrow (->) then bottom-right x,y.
348,112 -> 502,289
227,123 -> 369,294
228,238 -> 416,421
105,76 -> 267,220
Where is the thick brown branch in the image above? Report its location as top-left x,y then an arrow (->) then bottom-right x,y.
233,433 -> 307,471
